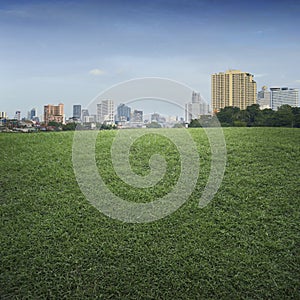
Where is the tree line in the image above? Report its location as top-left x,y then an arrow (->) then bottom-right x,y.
189,104 -> 300,128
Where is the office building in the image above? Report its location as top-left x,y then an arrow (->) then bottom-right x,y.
30,108 -> 37,120
270,87 -> 299,110
211,70 -> 257,112
117,104 -> 131,122
257,86 -> 271,109
73,105 -> 82,120
44,103 -> 64,124
97,99 -> 114,124
185,91 -> 210,123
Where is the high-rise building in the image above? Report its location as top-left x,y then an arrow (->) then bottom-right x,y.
97,100 -> 114,124
257,86 -> 271,109
44,103 -> 64,124
211,70 -> 257,112
270,87 -> 299,110
185,91 -> 210,123
73,105 -> 81,120
30,108 -> 37,120
0,112 -> 7,119
132,110 -> 143,123
117,104 -> 131,121
15,111 -> 21,121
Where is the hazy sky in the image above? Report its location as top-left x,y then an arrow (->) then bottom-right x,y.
0,0 -> 299,118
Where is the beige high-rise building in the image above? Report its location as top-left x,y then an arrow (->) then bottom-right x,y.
211,70 -> 257,113
44,103 -> 64,124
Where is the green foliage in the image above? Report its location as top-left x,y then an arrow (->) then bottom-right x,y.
62,122 -> 77,131
0,129 -> 299,299
188,119 -> 201,127
215,104 -> 299,127
47,121 -> 61,128
146,122 -> 162,128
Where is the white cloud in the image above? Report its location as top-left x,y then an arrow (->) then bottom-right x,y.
255,73 -> 268,78
89,68 -> 105,76
295,79 -> 300,83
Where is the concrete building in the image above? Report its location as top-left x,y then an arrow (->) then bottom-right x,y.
0,112 -> 7,119
117,103 -> 131,122
185,91 -> 210,123
73,105 -> 81,120
44,103 -> 64,124
131,110 -> 143,123
15,111 -> 21,121
211,70 -> 257,112
257,86 -> 271,109
270,87 -> 299,110
97,100 -> 114,124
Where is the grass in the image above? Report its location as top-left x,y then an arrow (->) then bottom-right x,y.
0,128 -> 299,299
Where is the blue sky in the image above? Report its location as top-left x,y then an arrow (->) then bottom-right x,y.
0,0 -> 299,118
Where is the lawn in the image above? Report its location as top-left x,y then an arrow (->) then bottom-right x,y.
0,128 -> 299,299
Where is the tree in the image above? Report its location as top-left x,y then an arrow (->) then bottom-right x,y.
292,107 -> 300,128
188,119 -> 201,128
274,105 -> 294,127
245,104 -> 261,126
216,107 -> 240,126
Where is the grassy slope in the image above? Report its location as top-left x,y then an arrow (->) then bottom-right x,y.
0,128 -> 299,299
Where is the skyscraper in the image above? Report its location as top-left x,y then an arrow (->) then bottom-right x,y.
73,105 -> 81,120
44,103 -> 64,124
15,111 -> 21,121
211,70 -> 257,112
117,103 -> 131,121
30,108 -> 37,120
185,91 -> 210,123
270,87 -> 299,110
257,86 -> 271,109
97,100 -> 114,124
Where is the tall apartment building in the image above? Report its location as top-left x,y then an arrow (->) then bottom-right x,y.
44,103 -> 64,124
211,70 -> 257,112
97,99 -> 114,124
257,86 -> 271,109
185,91 -> 210,123
270,87 -> 299,110
73,104 -> 82,120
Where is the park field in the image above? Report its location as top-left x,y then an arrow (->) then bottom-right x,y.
0,128 -> 299,299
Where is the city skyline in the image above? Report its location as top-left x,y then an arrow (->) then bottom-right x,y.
1,0 -> 300,117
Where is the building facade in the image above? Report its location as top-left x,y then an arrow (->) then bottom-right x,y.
0,112 -> 7,119
211,70 -> 257,112
97,100 -> 114,124
44,103 -> 64,124
185,91 -> 210,123
117,104 -> 131,122
270,87 -> 299,110
132,110 -> 143,123
257,86 -> 271,109
73,105 -> 82,120
30,108 -> 37,120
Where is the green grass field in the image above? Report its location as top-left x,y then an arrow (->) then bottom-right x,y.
0,128 -> 299,299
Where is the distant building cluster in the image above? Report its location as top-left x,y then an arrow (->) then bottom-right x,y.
1,69 -> 299,128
